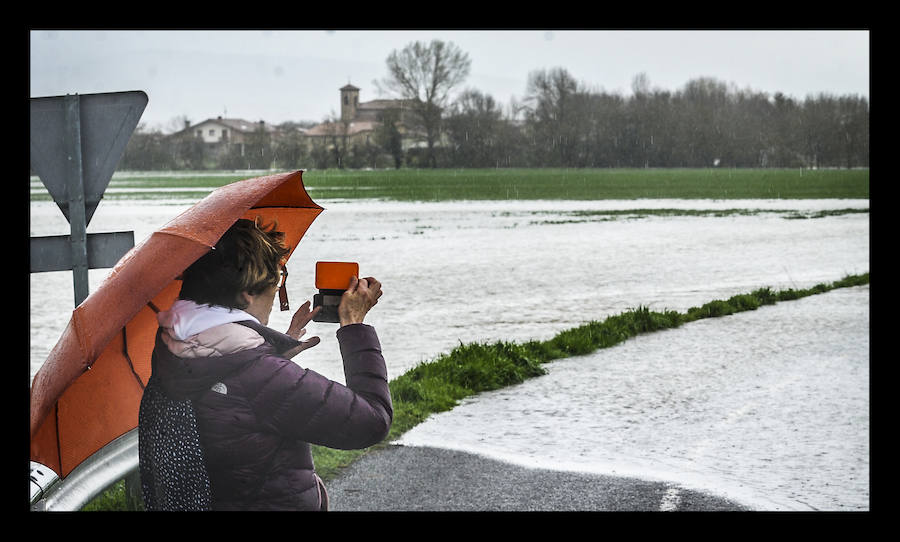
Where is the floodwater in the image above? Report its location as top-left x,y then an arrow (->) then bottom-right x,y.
29,196 -> 869,510
396,285 -> 869,511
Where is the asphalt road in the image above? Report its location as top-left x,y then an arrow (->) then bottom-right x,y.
325,445 -> 751,512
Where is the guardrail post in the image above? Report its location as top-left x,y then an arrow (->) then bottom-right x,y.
124,468 -> 144,510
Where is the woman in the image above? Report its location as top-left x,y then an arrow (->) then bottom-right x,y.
138,218 -> 391,511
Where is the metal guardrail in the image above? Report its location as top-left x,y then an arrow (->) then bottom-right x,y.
30,428 -> 139,511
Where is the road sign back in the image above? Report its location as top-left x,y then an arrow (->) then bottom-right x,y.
30,90 -> 146,306
30,91 -> 148,224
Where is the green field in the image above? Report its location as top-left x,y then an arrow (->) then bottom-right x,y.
31,168 -> 870,202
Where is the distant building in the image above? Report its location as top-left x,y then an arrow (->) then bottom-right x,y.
168,84 -> 431,165
302,84 -> 425,151
170,116 -> 279,157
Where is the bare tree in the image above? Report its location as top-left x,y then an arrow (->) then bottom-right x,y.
445,89 -> 505,167
376,40 -> 471,168
524,67 -> 587,166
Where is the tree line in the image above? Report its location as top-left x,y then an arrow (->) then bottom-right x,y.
120,41 -> 868,171
474,69 -> 868,169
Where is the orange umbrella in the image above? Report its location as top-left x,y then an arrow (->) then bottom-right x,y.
30,170 -> 323,478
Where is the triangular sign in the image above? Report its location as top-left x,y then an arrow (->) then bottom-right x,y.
30,91 -> 148,225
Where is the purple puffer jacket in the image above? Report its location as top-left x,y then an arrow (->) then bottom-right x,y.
146,320 -> 392,511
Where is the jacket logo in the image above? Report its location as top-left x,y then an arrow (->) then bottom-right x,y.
211,382 -> 227,395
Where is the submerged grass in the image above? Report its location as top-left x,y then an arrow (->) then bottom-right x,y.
526,207 -> 869,225
82,272 -> 868,508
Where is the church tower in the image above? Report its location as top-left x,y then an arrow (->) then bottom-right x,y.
340,84 -> 360,122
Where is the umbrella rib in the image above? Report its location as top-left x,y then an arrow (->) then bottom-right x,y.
157,228 -> 216,248
121,327 -> 146,391
54,403 -> 62,474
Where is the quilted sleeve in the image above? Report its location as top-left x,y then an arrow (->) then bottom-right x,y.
250,324 -> 393,450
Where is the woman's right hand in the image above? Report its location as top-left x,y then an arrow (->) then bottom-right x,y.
338,276 -> 382,327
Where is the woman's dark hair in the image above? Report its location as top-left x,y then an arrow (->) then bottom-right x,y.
178,217 -> 290,309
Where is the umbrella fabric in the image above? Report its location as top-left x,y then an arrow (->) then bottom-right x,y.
30,171 -> 323,478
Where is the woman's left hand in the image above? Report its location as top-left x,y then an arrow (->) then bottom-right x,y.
281,300 -> 321,358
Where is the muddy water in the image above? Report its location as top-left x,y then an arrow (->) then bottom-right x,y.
30,197 -> 868,509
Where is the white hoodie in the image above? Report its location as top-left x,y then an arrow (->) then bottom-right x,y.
157,299 -> 265,358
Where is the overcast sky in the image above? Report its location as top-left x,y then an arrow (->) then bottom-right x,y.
30,29 -> 869,132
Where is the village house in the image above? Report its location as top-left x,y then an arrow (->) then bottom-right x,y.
171,116 -> 278,145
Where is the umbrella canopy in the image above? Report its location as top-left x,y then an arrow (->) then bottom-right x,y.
30,170 -> 323,478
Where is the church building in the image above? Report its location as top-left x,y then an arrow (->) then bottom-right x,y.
301,84 -> 423,150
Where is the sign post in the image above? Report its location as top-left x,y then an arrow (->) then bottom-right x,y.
30,91 -> 147,306
62,94 -> 89,304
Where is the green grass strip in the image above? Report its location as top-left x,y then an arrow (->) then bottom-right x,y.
82,272 -> 868,509
34,167 -> 869,202
311,272 -> 869,481
297,168 -> 870,201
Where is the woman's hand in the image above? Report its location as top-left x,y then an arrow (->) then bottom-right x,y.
338,276 -> 382,327
281,300 -> 321,358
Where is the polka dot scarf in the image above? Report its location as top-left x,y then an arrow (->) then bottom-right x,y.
138,376 -> 211,511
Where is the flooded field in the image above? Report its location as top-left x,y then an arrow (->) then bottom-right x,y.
30,197 -> 869,381
29,196 -> 869,510
396,284 -> 869,511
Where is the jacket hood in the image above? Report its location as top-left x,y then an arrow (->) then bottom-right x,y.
152,301 -> 303,400
158,299 -> 259,340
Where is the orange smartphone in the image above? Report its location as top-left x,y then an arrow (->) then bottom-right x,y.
315,261 -> 359,290
313,262 -> 359,322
